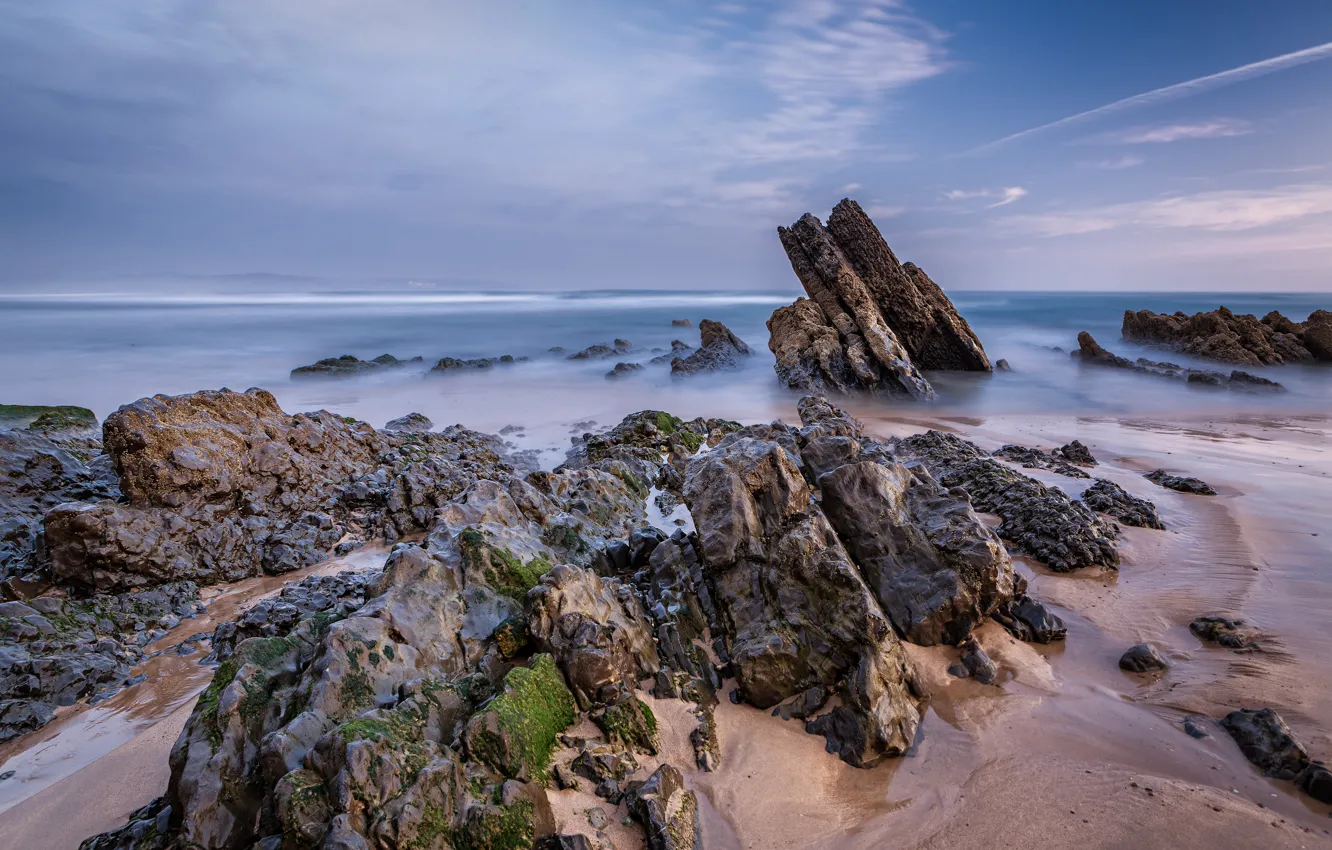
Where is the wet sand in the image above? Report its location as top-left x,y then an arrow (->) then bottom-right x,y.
4,410 -> 1332,849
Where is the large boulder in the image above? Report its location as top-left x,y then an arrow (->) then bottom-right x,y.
683,435 -> 925,767
768,199 -> 990,397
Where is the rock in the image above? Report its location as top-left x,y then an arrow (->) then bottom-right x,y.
1122,306 -> 1332,365
384,413 -> 434,433
817,458 -> 1016,646
1082,479 -> 1164,529
464,654 -> 577,780
1220,708 -> 1312,780
670,320 -> 753,376
992,444 -> 1090,479
1075,332 -> 1285,392
992,578 -> 1066,643
994,358 -> 1011,371
958,635 -> 997,684
1144,469 -> 1216,495
1183,716 -> 1210,739
0,404 -> 99,435
683,435 -> 924,767
1189,615 -> 1257,649
1119,643 -> 1168,673
1298,763 -> 1332,804
626,764 -> 701,850
292,354 -> 423,377
604,362 -> 643,380
895,430 -> 1119,572
429,355 -> 518,372
1303,321 -> 1332,361
569,341 -> 632,360
671,319 -> 693,327
1,427 -> 118,581
768,199 -> 990,397
1055,440 -> 1096,466
590,694 -> 659,755
527,564 -> 660,708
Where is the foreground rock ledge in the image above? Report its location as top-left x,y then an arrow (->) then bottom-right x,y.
768,198 -> 990,398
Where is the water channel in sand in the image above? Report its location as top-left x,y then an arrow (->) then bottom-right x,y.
3,407 -> 1332,849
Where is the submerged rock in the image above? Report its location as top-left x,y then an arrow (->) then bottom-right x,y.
1122,306 -> 1332,365
568,341 -> 632,361
604,362 -> 643,380
1074,332 -> 1285,392
670,320 -> 753,376
1119,643 -> 1168,673
430,354 -> 525,372
768,199 -> 989,397
1189,615 -> 1258,650
1145,469 -> 1217,495
292,353 -> 423,377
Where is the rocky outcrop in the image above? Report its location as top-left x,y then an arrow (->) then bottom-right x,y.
605,362 -> 643,380
1145,469 -> 1216,495
1122,306 -> 1332,365
430,354 -> 526,372
0,404 -> 99,435
44,389 -> 514,593
1,427 -> 118,582
1075,332 -> 1285,391
992,445 -> 1090,479
1082,479 -> 1164,529
383,412 -> 433,433
768,199 -> 989,397
683,431 -> 926,766
1221,708 -> 1332,803
291,354 -> 423,378
568,341 -> 632,361
626,763 -> 701,850
670,321 -> 752,376
894,430 -> 1119,572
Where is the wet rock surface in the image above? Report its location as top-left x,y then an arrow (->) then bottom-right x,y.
991,578 -> 1067,643
1122,306 -> 1332,365
894,430 -> 1119,572
1,581 -> 202,742
291,354 -> 423,377
431,354 -> 526,372
1075,332 -> 1285,391
1145,469 -> 1217,495
1221,708 -> 1332,802
669,320 -> 752,376
604,362 -> 643,380
44,388 -> 515,593
1190,615 -> 1259,650
568,340 -> 633,361
768,199 -> 989,397
1082,479 -> 1165,529
993,444 -> 1090,479
1119,643 -> 1168,673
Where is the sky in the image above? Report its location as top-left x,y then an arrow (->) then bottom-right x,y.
3,0 -> 1332,292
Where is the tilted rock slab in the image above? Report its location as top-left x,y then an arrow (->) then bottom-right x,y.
769,199 -> 990,397
682,433 -> 925,767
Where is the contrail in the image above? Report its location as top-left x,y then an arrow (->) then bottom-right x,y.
965,40 -> 1332,155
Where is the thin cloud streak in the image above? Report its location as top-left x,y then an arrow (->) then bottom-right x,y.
965,40 -> 1332,154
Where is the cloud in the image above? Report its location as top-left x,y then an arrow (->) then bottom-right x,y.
944,186 -> 1028,208
1092,118 -> 1252,145
864,203 -> 905,218
1079,155 -> 1145,170
966,40 -> 1332,153
1004,183 -> 1332,237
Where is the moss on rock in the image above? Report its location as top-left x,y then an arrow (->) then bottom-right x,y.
465,655 -> 576,780
592,695 -> 659,755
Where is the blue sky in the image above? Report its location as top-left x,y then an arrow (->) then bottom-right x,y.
3,0 -> 1332,291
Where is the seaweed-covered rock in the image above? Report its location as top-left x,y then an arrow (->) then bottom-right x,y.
464,655 -> 577,781
1082,479 -> 1164,529
670,320 -> 753,376
626,763 -> 701,850
527,564 -> 660,708
683,435 -> 924,767
1145,469 -> 1217,495
1189,615 -> 1257,650
895,430 -> 1119,572
768,199 -> 989,397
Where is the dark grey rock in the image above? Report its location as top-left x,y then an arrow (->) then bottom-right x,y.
1119,643 -> 1168,673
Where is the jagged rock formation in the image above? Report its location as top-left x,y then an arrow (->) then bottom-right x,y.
604,362 -> 643,380
1075,332 -> 1284,391
1145,469 -> 1216,495
1082,479 -> 1164,529
291,354 -> 424,377
993,444 -> 1090,479
568,341 -> 632,361
670,321 -> 752,376
1122,306 -> 1332,365
894,430 -> 1120,572
768,199 -> 990,398
43,389 -> 515,593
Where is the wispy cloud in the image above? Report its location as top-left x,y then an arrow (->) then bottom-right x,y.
966,40 -> 1332,154
1078,155 -> 1145,170
945,186 -> 1028,208
1091,118 -> 1252,145
1004,183 -> 1332,237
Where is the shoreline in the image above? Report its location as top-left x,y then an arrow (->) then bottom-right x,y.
2,406 -> 1329,848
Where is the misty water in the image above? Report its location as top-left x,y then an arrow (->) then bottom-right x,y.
2,288 -> 1328,466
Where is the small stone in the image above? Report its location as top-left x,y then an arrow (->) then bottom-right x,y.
1119,644 -> 1168,673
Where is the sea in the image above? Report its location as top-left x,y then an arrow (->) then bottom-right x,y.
2,287 -> 1328,466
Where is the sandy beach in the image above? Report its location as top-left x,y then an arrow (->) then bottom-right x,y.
3,405 -> 1329,849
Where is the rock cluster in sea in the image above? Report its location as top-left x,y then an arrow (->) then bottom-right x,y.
1075,332 -> 1285,391
292,354 -> 424,378
1122,306 -> 1332,366
767,199 -> 990,398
